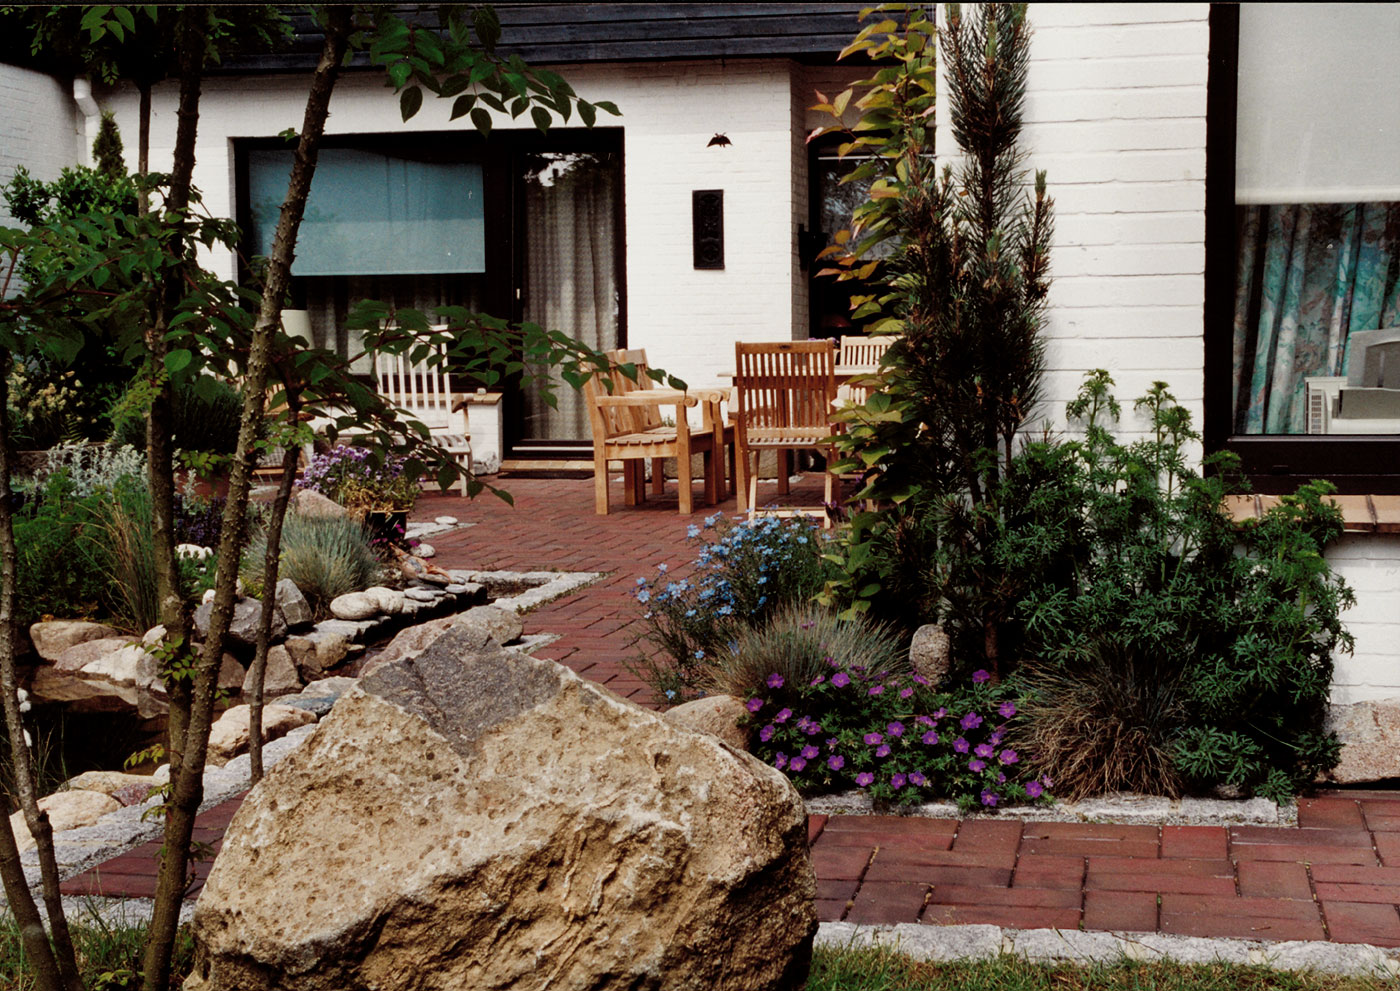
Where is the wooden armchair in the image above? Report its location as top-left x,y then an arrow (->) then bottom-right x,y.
583,349 -> 725,515
837,334 -> 896,405
732,340 -> 838,521
375,329 -> 472,494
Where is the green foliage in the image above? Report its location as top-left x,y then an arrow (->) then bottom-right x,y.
748,662 -> 1049,812
112,374 -> 244,456
12,472 -> 112,627
92,110 -> 126,178
242,513 -> 379,619
85,477 -> 161,633
705,603 -> 907,702
629,513 -> 837,702
0,913 -> 196,991
1008,373 -> 1352,801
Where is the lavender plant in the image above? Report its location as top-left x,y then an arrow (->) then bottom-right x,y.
300,445 -> 420,512
748,665 -> 1051,811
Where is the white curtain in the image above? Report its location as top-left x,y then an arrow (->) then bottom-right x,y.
522,152 -> 619,442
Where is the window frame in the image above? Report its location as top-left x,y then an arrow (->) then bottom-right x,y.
1203,2 -> 1400,494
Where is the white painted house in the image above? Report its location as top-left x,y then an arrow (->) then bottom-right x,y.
3,3 -> 1398,766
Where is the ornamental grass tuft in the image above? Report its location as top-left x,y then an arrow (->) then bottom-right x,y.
242,512 -> 378,619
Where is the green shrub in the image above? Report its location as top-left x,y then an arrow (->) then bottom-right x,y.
747,662 -> 1050,812
1008,373 -> 1352,802
243,513 -> 378,619
631,513 -> 837,702
112,375 -> 243,456
87,480 -> 161,633
706,603 -> 906,701
13,473 -> 116,627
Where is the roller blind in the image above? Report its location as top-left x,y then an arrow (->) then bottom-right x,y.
1235,4 -> 1400,205
247,147 -> 485,275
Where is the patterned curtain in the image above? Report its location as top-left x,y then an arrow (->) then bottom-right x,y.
1233,202 -> 1400,433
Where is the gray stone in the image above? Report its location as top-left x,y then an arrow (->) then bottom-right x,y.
328,592 -> 378,621
404,588 -> 440,603
217,654 -> 246,693
274,579 -> 313,629
80,642 -> 159,690
443,583 -> 470,595
1008,928 -> 1130,962
51,637 -> 138,674
208,704 -> 318,762
283,631 -> 351,678
291,489 -> 346,518
363,586 -> 405,615
1326,697 -> 1400,784
314,619 -> 375,639
29,620 -> 120,661
299,677 -> 357,701
194,598 -> 286,647
433,516 -> 458,526
279,695 -> 337,718
450,604 -> 523,645
412,543 -> 435,559
365,616 -> 455,672
187,625 -> 817,991
909,623 -> 951,687
241,645 -> 301,698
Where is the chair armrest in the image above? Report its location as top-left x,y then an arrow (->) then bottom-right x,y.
592,391 -> 700,409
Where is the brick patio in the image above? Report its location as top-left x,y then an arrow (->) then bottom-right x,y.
58,474 -> 1400,946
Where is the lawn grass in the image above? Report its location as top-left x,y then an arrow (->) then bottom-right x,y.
809,945 -> 1392,991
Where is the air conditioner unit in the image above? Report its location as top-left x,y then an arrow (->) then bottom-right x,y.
1304,376 -> 1346,435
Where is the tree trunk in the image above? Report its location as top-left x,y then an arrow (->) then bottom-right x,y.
141,12 -> 352,989
137,81 -> 151,213
0,357 -> 82,991
248,436 -> 301,783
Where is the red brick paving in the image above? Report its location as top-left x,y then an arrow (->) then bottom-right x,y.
51,476 -> 1400,946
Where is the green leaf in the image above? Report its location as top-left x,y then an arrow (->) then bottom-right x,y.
164,349 -> 193,374
399,85 -> 423,122
578,101 -> 596,128
592,101 -> 620,116
449,94 -> 476,121
530,106 -> 552,132
470,108 -> 492,136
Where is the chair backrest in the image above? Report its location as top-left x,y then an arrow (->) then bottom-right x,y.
838,334 -> 897,369
375,327 -> 461,434
734,340 -> 836,438
583,348 -> 664,441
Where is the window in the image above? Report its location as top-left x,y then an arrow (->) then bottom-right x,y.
1206,4 -> 1400,491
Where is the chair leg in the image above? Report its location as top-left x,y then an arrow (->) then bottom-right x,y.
823,447 -> 836,529
651,457 -> 665,497
735,444 -> 749,513
623,460 -> 642,507
594,450 -> 611,515
702,448 -> 718,506
777,449 -> 791,495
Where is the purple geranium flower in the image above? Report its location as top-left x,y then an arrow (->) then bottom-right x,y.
810,674 -> 826,687
831,672 -> 851,688
767,673 -> 784,689
887,721 -> 905,738
759,725 -> 775,743
999,749 -> 1019,765
921,729 -> 939,745
899,687 -> 914,699
980,789 -> 999,807
856,772 -> 874,788
864,732 -> 883,746
1025,779 -> 1044,799
908,771 -> 927,787
868,684 -> 884,696
789,757 -> 807,772
953,736 -> 970,754
915,715 -> 934,727
828,754 -> 845,771
774,753 -> 788,770
968,758 -> 986,772
826,737 -> 839,750
875,744 -> 892,758
960,712 -> 983,731
998,700 -> 1017,718
804,721 -> 822,736
891,773 -> 907,789
746,698 -> 763,713
800,744 -> 819,760
972,669 -> 991,684
974,743 -> 995,759
775,708 -> 792,724
932,707 -> 947,720
912,673 -> 929,685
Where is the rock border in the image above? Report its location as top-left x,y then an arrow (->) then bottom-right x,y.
815,922 -> 1400,977
805,790 -> 1297,828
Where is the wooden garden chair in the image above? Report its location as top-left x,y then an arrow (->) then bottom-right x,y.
374,328 -> 473,494
836,334 -> 897,405
583,348 -> 725,515
732,340 -> 838,522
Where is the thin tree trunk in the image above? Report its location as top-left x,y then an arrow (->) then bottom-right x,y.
141,12 -> 351,988
0,357 -> 82,991
137,81 -> 151,213
248,436 -> 301,783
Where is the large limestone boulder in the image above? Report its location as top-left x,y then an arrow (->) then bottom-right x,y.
239,645 -> 302,699
207,704 -> 318,763
451,603 -> 524,645
9,790 -> 121,851
29,620 -> 120,661
663,694 -> 753,751
194,598 -> 287,647
187,626 -> 816,991
1326,698 -> 1400,783
909,623 -> 952,687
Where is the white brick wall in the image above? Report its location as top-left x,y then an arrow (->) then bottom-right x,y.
1326,536 -> 1400,705
0,65 -> 84,267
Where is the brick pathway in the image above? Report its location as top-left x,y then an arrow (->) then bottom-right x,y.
59,475 -> 1400,947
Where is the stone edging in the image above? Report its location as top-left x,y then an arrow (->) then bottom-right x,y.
815,922 -> 1400,977
806,790 -> 1298,828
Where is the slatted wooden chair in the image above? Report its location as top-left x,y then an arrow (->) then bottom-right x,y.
584,348 -> 725,515
837,334 -> 897,405
732,340 -> 838,522
374,329 -> 473,494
